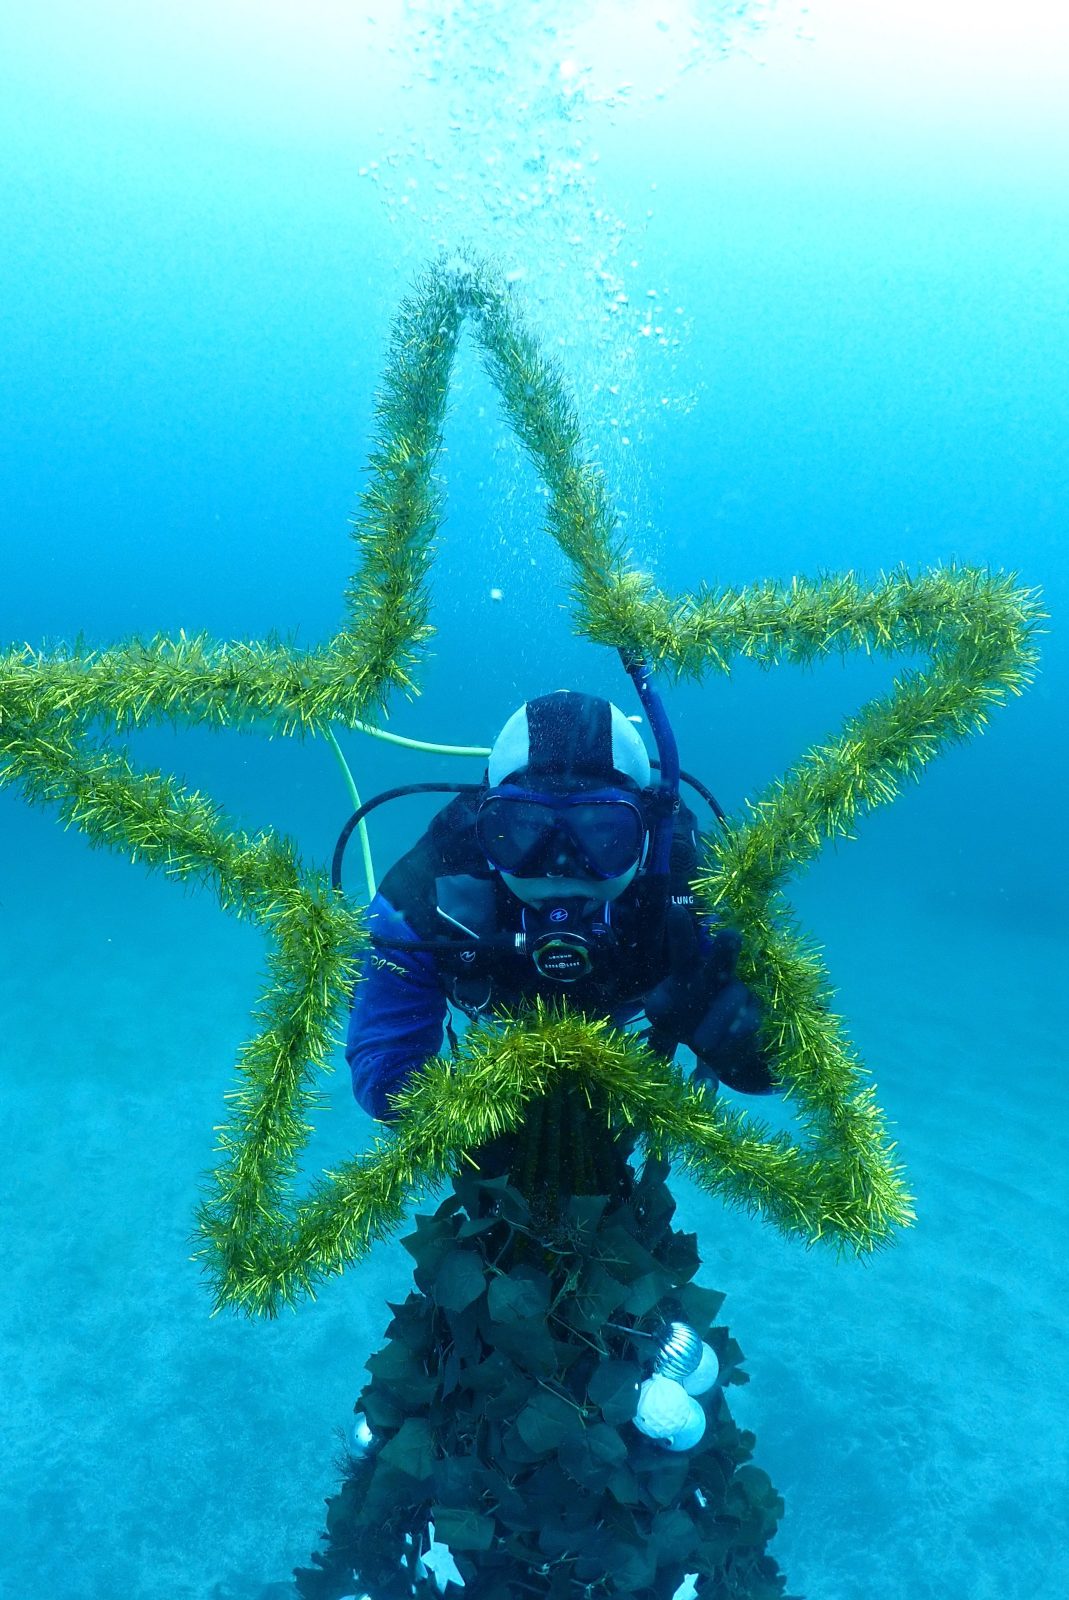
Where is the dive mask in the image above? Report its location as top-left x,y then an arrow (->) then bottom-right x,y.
475,784 -> 648,881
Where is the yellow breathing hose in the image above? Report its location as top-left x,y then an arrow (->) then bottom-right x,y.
322,721 -> 491,904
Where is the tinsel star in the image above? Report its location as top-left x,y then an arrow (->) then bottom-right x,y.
0,253 -> 1041,1317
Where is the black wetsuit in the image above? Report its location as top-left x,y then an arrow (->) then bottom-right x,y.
346,792 -> 773,1121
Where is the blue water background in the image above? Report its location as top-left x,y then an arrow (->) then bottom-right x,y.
2,5 -> 1067,1597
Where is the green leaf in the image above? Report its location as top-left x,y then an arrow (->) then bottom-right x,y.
360,1460 -> 419,1526
642,1453 -> 691,1507
606,1463 -> 641,1505
365,1340 -> 428,1390
442,1297 -> 483,1360
515,1389 -> 583,1454
537,1518 -> 582,1563
676,1282 -> 726,1333
597,1533 -> 657,1591
464,1344 -> 534,1420
621,1268 -> 674,1318
694,1449 -> 732,1505
554,1337 -> 587,1376
596,1224 -> 664,1284
360,1387 -> 404,1431
474,1466 -> 533,1531
487,1268 -> 550,1324
588,1358 -> 642,1424
324,1475 -> 363,1538
429,1506 -> 496,1552
559,1421 -> 628,1490
710,1328 -> 747,1383
534,1495 -> 602,1564
401,1211 -> 457,1268
462,1349 -> 519,1394
432,1456 -> 480,1505
571,1263 -> 628,1331
439,1344 -> 462,1398
730,1465 -> 783,1516
456,1212 -> 504,1238
365,1341 -> 409,1385
660,1227 -> 701,1284
716,1465 -> 785,1546
651,1507 -> 699,1563
433,1248 -> 487,1312
377,1417 -> 435,1482
452,1171 -> 530,1226
486,1317 -> 558,1375
383,1294 -> 435,1354
632,1158 -> 677,1236
499,1426 -> 544,1467
483,1373 -> 536,1421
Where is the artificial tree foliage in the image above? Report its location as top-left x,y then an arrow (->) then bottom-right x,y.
0,254 -> 1040,1320
295,1138 -> 796,1600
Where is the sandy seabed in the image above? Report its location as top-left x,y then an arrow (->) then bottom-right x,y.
2,804 -> 1066,1600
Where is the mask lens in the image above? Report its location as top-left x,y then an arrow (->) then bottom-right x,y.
566,802 -> 645,876
476,796 -> 556,871
477,791 -> 645,879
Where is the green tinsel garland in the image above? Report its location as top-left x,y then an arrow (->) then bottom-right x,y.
0,252 -> 1042,1316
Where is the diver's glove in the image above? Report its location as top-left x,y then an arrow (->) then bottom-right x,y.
642,922 -> 742,1041
689,979 -> 773,1095
643,922 -> 775,1096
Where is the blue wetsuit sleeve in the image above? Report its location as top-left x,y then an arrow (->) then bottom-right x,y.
346,894 -> 447,1123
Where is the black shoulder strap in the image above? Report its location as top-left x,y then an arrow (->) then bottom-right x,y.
667,798 -> 701,905
433,874 -> 501,941
378,791 -> 494,938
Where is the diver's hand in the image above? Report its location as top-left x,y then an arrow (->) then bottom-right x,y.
691,980 -> 774,1096
643,926 -> 743,1040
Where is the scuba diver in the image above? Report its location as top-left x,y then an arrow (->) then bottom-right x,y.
342,684 -> 775,1125
311,679 -> 790,1600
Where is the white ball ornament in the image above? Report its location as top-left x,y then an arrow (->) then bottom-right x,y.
681,1341 -> 720,1396
663,1395 -> 706,1452
633,1374 -> 693,1441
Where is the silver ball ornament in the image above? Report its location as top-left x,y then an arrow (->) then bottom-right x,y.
348,1411 -> 375,1456
652,1320 -> 704,1381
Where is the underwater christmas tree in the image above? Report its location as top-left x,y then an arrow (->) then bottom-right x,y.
0,255 -> 1040,1599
